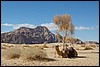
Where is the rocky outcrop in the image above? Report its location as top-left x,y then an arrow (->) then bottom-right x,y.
58,37 -> 84,44
75,39 -> 84,44
84,41 -> 99,44
1,26 -> 57,44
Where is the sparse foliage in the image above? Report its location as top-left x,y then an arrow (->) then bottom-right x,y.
53,14 -> 74,35
53,14 -> 74,47
55,31 -> 62,43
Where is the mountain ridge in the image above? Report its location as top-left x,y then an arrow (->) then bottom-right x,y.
1,26 -> 99,44
1,26 -> 57,44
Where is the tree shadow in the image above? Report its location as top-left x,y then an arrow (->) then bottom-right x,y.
45,58 -> 57,61
68,56 -> 87,59
36,58 -> 57,62
77,56 -> 87,58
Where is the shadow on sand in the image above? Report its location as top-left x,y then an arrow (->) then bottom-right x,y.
77,56 -> 87,58
45,58 -> 57,61
67,56 -> 87,59
36,58 -> 57,62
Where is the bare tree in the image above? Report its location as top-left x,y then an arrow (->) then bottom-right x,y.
55,31 -> 62,43
53,14 -> 74,48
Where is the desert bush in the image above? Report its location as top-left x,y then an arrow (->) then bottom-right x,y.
2,45 -> 48,61
75,48 -> 80,50
20,47 -> 48,61
2,43 -> 9,47
42,44 -> 49,48
33,45 -> 39,47
2,43 -> 7,46
2,43 -> 14,48
51,44 -> 55,48
22,44 -> 30,47
84,45 -> 94,50
33,45 -> 44,49
1,46 -> 7,49
89,44 -> 97,48
2,47 -> 21,60
97,45 -> 99,47
81,44 -> 85,47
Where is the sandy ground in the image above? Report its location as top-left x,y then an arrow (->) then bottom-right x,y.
1,43 -> 99,66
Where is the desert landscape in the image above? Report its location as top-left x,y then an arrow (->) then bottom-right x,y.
1,43 -> 99,66
1,1 -> 99,66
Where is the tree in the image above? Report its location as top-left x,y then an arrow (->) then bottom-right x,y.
53,14 -> 74,48
55,31 -> 62,43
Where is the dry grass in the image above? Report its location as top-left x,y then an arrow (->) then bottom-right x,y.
42,44 -> 49,48
75,44 -> 96,50
75,48 -> 80,50
21,44 -> 30,47
81,44 -> 85,47
2,47 -> 21,60
89,44 -> 97,48
1,43 -> 99,66
1,43 -> 14,48
1,46 -> 48,61
2,43 -> 8,46
74,44 -> 95,50
1,46 -> 7,49
20,47 -> 48,61
84,45 -> 94,50
33,45 -> 44,49
33,45 -> 40,47
50,45 -> 55,48
97,45 -> 99,47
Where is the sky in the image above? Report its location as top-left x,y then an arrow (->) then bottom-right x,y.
1,1 -> 99,42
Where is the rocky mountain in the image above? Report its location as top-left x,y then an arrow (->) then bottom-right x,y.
1,26 -> 98,45
72,38 -> 84,44
1,26 -> 57,44
56,36 -> 84,44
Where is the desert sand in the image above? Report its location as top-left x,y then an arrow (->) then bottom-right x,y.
1,43 -> 99,66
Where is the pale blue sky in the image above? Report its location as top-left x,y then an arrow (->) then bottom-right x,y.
1,1 -> 99,42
